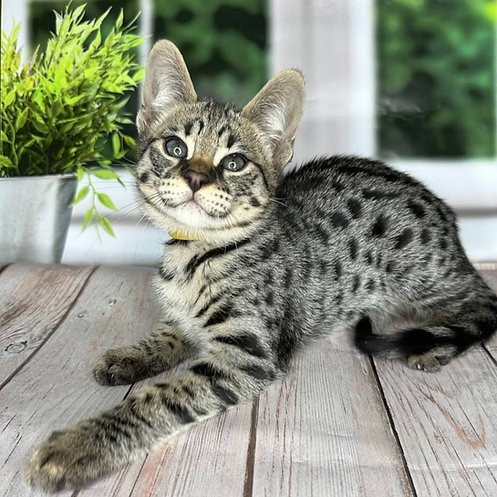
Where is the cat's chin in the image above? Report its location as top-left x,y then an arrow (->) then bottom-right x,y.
167,201 -> 230,228
143,201 -> 260,245
143,198 -> 231,233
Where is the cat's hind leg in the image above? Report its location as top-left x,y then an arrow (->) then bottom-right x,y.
407,350 -> 452,372
354,292 -> 497,372
93,322 -> 193,385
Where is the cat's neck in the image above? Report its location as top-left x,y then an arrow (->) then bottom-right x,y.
166,221 -> 261,247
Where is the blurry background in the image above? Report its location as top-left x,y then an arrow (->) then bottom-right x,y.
2,0 -> 496,263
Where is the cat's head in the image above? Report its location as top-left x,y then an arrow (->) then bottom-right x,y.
136,40 -> 305,243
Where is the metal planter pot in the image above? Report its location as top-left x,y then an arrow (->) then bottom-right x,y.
0,174 -> 77,264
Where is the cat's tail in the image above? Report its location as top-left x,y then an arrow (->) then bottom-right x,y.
354,296 -> 497,364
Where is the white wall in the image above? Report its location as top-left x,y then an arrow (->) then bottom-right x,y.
62,172 -> 166,265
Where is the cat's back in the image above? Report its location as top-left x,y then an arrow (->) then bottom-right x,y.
272,155 -> 474,289
276,155 -> 456,233
279,156 -> 440,205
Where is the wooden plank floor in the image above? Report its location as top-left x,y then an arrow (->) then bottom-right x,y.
1,263 -> 496,497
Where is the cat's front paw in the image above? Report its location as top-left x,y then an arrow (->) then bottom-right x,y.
25,428 -> 105,492
93,347 -> 147,386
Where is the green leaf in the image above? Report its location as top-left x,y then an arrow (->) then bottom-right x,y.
31,116 -> 49,133
71,185 -> 89,205
82,208 -> 95,230
99,216 -> 116,237
15,108 -> 29,130
116,10 -> 124,29
97,192 -> 117,210
71,3 -> 87,21
123,135 -> 136,148
92,169 -> 119,180
76,167 -> 84,182
111,133 -> 121,156
133,67 -> 146,82
0,155 -> 15,168
4,91 -> 16,107
50,100 -> 63,117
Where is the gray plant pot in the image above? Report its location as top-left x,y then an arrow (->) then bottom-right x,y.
0,174 -> 77,264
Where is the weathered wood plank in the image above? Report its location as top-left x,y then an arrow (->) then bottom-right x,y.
0,264 -> 94,387
251,335 -> 414,497
0,266 -> 159,497
374,348 -> 497,497
76,396 -> 254,497
2,264 -> 496,497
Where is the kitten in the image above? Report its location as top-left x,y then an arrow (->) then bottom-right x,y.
26,40 -> 497,492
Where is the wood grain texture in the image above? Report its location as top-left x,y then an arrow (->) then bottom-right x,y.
1,265 -> 496,497
251,334 -> 414,497
0,264 -> 94,387
0,266 -> 159,497
374,347 -> 497,497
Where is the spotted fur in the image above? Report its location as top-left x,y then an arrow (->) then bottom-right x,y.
26,39 -> 497,492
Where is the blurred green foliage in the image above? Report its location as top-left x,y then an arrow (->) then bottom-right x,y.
153,0 -> 267,107
30,0 -> 140,50
377,0 -> 496,158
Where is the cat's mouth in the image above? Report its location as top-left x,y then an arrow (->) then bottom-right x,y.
177,197 -> 209,213
176,194 -> 230,219
144,188 -> 231,227
151,190 -> 210,214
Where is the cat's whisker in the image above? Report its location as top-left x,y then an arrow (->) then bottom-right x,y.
267,197 -> 288,209
108,192 -> 162,222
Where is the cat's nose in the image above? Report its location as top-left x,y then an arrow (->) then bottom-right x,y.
182,170 -> 210,193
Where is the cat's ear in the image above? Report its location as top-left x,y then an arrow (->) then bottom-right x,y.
242,69 -> 305,167
137,40 -> 197,134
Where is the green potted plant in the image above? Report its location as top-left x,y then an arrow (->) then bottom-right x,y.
0,4 -> 144,263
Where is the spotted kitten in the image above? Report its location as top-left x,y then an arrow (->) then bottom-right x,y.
26,40 -> 497,491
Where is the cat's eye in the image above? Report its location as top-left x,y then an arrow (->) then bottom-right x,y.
164,137 -> 187,159
220,154 -> 248,172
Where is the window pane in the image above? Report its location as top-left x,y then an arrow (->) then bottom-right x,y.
377,0 -> 496,158
153,0 -> 267,108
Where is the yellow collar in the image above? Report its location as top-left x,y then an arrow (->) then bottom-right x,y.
169,229 -> 200,241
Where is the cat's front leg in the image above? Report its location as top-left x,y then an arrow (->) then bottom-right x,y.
93,322 -> 193,385
26,342 -> 279,492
